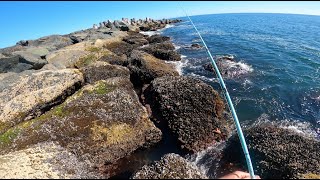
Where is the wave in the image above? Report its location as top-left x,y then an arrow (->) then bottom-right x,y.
224,60 -> 254,73
139,24 -> 175,37
165,56 -> 189,75
252,113 -> 319,139
188,72 -> 217,82
140,31 -> 160,37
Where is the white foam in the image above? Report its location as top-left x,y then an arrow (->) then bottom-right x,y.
225,60 -> 254,73
253,113 -> 319,139
163,24 -> 175,29
165,59 -> 187,76
139,24 -> 175,37
172,43 -> 181,50
189,72 -> 217,82
140,31 -> 159,37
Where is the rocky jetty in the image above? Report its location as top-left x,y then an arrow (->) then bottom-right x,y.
0,15 -> 319,179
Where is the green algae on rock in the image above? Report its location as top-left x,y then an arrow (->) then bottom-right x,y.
0,78 -> 162,178
0,68 -> 84,134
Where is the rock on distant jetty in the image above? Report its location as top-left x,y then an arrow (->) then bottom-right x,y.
132,153 -> 208,179
143,76 -> 230,153
218,124 -> 320,179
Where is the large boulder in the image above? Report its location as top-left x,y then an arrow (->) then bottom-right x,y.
21,35 -> 74,51
80,61 -> 130,84
104,41 -> 137,58
0,77 -> 162,178
123,33 -> 149,46
12,51 -> 47,69
0,55 -> 32,73
132,153 -> 207,179
218,125 -> 320,179
127,50 -> 179,87
0,45 -> 27,56
98,52 -> 129,66
0,52 -> 47,73
45,42 -> 91,69
147,34 -> 170,44
142,76 -> 230,153
141,42 -> 181,61
0,69 -> 84,134
0,141 -> 101,179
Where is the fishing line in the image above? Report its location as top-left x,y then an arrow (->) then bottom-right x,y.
177,3 -> 256,179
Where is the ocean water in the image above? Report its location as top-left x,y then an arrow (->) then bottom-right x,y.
161,13 -> 320,138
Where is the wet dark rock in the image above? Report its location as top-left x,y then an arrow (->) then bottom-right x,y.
81,61 -> 130,84
147,34 -> 170,44
127,50 -> 179,87
191,43 -> 203,49
142,76 -> 230,153
139,25 -> 151,31
132,153 -> 208,179
218,125 -> 320,179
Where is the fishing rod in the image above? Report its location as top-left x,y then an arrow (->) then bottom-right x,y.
178,4 -> 256,179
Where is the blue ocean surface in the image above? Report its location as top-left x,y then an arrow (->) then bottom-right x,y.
161,13 -> 320,137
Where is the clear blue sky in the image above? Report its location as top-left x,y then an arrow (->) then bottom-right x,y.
1,1 -> 320,48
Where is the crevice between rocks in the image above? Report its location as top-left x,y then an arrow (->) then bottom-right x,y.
22,80 -> 83,122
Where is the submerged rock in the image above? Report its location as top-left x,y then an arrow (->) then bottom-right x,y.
190,43 -> 203,49
0,68 -> 84,134
128,50 -> 179,87
132,153 -> 207,179
203,55 -> 252,78
218,125 -> 320,179
0,78 -> 162,178
143,76 -> 230,153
